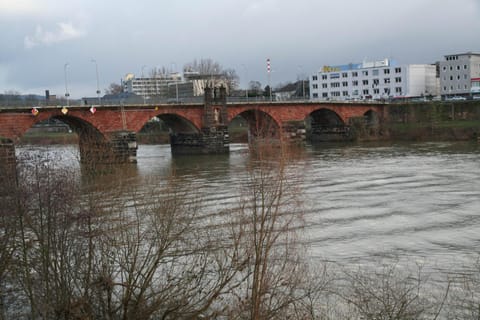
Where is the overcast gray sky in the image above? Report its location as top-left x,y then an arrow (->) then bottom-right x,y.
1,0 -> 479,98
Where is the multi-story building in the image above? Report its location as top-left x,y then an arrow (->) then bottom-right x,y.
439,52 -> 480,98
123,73 -> 182,98
123,72 -> 229,99
310,58 -> 438,101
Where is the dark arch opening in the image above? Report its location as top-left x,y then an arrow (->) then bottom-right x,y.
138,114 -> 200,144
22,115 -> 110,164
364,110 -> 379,126
307,108 -> 353,142
231,110 -> 280,143
309,108 -> 345,127
21,117 -> 77,145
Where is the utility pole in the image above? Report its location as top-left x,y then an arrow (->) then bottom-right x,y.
267,58 -> 272,101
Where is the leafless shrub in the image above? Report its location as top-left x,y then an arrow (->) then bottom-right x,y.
220,142 -> 315,320
334,261 -> 445,320
443,258 -> 480,319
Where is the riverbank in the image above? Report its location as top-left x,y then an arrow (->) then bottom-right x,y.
20,128 -> 250,145
353,101 -> 480,142
19,132 -> 79,145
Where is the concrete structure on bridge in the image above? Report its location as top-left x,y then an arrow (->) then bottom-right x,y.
0,89 -> 386,166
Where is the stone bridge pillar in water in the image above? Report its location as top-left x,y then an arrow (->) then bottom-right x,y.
171,86 -> 229,154
0,139 -> 17,193
79,131 -> 138,164
110,131 -> 138,163
281,120 -> 307,144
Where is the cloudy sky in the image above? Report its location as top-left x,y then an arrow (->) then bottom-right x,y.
1,0 -> 479,98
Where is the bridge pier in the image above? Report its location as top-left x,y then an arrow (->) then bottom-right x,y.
281,121 -> 307,144
110,131 -> 138,163
170,126 -> 229,155
308,124 -> 355,142
79,131 -> 138,164
0,139 -> 17,194
171,86 -> 229,155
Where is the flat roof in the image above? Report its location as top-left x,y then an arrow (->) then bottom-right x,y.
444,52 -> 480,57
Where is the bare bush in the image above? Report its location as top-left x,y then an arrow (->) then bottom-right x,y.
335,261 -> 445,320
222,143 -> 314,320
443,258 -> 480,319
85,175 -> 247,319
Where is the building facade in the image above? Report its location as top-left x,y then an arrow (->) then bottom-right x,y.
439,52 -> 480,97
123,73 -> 182,98
310,59 -> 438,101
123,72 -> 229,99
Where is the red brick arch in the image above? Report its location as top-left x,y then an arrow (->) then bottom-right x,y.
0,102 -> 385,141
0,105 -> 205,141
227,103 -> 383,127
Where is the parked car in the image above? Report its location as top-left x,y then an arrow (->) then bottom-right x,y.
446,96 -> 467,101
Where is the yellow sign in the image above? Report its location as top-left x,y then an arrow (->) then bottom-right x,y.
322,66 -> 341,73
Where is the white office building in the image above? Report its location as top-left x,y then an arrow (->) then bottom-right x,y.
310,59 -> 438,101
123,73 -> 182,98
123,72 -> 229,99
439,52 -> 480,97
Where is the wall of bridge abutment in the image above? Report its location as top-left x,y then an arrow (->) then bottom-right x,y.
170,126 -> 229,155
280,121 -> 307,144
78,131 -> 139,164
0,139 -> 17,189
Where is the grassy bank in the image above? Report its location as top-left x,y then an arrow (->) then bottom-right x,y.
20,132 -> 79,145
388,120 -> 480,140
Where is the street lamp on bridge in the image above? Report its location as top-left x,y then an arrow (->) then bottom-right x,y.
64,63 -> 70,107
242,64 -> 248,102
91,59 -> 101,105
141,65 -> 147,104
298,65 -> 306,100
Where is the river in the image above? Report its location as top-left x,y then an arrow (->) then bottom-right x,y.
16,141 -> 480,274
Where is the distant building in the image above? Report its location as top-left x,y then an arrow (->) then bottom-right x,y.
274,80 -> 309,100
439,52 -> 480,97
122,71 -> 229,99
310,58 -> 438,101
123,72 -> 182,98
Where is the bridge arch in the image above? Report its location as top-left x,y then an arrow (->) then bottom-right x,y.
363,109 -> 379,126
230,109 -> 281,141
307,108 -> 353,142
140,113 -> 201,135
35,115 -> 112,163
308,108 -> 345,126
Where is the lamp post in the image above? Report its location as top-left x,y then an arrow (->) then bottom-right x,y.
242,64 -> 248,102
298,65 -> 305,100
91,59 -> 101,104
171,62 -> 179,102
64,63 -> 70,106
141,65 -> 147,104
267,58 -> 272,101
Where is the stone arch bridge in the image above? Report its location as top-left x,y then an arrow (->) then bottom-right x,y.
0,88 -> 386,164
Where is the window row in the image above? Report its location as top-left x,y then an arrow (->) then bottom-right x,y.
312,78 -> 402,88
442,85 -> 469,91
312,68 -> 402,81
442,65 -> 468,71
313,87 -> 402,97
442,74 -> 469,81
